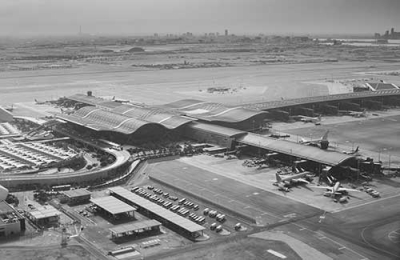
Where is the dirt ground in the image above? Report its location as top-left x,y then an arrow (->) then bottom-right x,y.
0,245 -> 97,260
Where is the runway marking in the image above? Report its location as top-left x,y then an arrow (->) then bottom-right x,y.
299,227 -> 306,231
266,249 -> 287,259
338,246 -> 346,250
253,192 -> 259,195
228,200 -> 235,203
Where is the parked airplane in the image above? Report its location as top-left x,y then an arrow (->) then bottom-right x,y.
299,130 -> 329,146
273,172 -> 312,191
34,99 -> 47,105
312,182 -> 360,197
339,109 -> 367,118
343,146 -> 360,155
60,108 -> 75,115
295,115 -> 322,124
112,96 -> 130,103
4,104 -> 15,112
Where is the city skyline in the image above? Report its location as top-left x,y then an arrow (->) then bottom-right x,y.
1,0 -> 400,36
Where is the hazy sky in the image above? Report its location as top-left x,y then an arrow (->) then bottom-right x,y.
1,0 -> 400,36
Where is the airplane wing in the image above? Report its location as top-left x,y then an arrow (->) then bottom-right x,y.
293,178 -> 309,184
310,186 -> 333,191
300,138 -> 308,143
337,187 -> 360,192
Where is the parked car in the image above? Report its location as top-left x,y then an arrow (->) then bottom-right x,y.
210,223 -> 217,230
234,223 -> 242,231
215,225 -> 223,233
209,210 -> 218,218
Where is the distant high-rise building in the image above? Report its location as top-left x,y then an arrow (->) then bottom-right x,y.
391,28 -> 394,35
225,29 -> 228,36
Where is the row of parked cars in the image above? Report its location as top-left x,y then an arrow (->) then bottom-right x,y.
131,185 -> 206,224
203,208 -> 226,222
365,188 -> 380,198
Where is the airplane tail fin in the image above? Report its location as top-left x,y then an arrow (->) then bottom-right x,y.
275,172 -> 282,183
321,130 -> 329,141
354,146 -> 359,153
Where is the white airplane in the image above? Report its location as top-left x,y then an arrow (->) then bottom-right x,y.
312,182 -> 360,197
299,130 -> 329,146
343,146 -> 359,155
112,96 -> 130,103
339,109 -> 367,118
4,104 -> 15,112
60,108 -> 75,115
296,115 -> 322,124
34,99 -> 47,105
273,172 -> 312,191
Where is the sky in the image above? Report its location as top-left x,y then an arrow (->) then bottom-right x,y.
1,0 -> 400,36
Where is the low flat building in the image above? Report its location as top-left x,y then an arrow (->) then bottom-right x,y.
62,189 -> 91,205
90,196 -> 136,220
110,219 -> 161,241
26,205 -> 61,227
